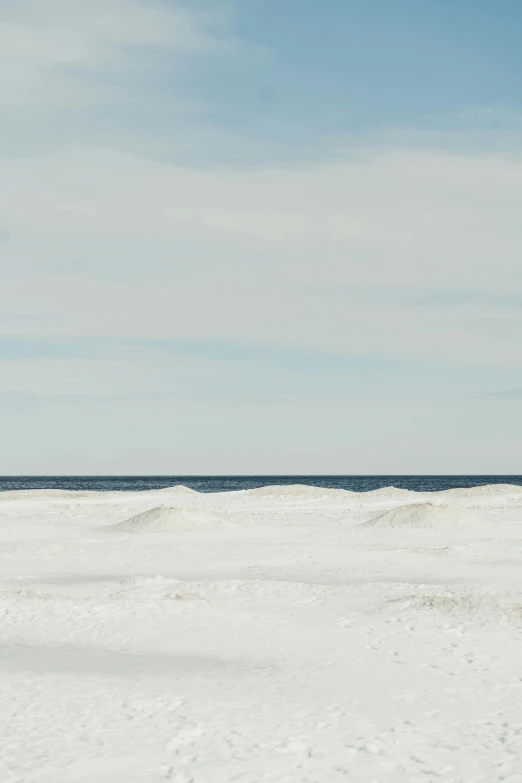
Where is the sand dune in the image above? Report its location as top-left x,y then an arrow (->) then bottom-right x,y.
149,484 -> 199,494
363,501 -> 482,528
105,505 -> 222,533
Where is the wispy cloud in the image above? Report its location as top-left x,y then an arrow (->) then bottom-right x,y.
402,290 -> 522,310
0,0 -> 223,108
473,389 -> 522,400
0,0 -> 247,161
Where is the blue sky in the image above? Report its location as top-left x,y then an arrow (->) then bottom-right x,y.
1,0 -> 522,473
201,1 -> 522,136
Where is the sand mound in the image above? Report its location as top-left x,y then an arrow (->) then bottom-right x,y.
387,591 -> 522,625
246,484 -> 345,498
363,502 -> 481,529
364,486 -> 413,498
105,505 -> 222,534
0,485 -> 199,502
438,484 -> 522,498
153,484 -> 198,494
0,489 -> 102,500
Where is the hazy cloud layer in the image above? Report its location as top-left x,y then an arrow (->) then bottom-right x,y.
3,146 -> 522,368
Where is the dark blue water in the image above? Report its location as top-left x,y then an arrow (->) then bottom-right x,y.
1,476 -> 522,493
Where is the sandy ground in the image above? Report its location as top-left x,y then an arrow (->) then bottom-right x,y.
1,483 -> 522,782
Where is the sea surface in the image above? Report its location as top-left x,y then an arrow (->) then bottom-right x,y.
1,476 -> 522,493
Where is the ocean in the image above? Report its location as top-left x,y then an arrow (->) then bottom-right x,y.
1,475 -> 522,493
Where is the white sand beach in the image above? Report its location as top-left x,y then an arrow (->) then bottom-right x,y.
1,483 -> 522,782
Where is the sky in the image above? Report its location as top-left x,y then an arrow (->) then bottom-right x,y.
1,0 -> 522,475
